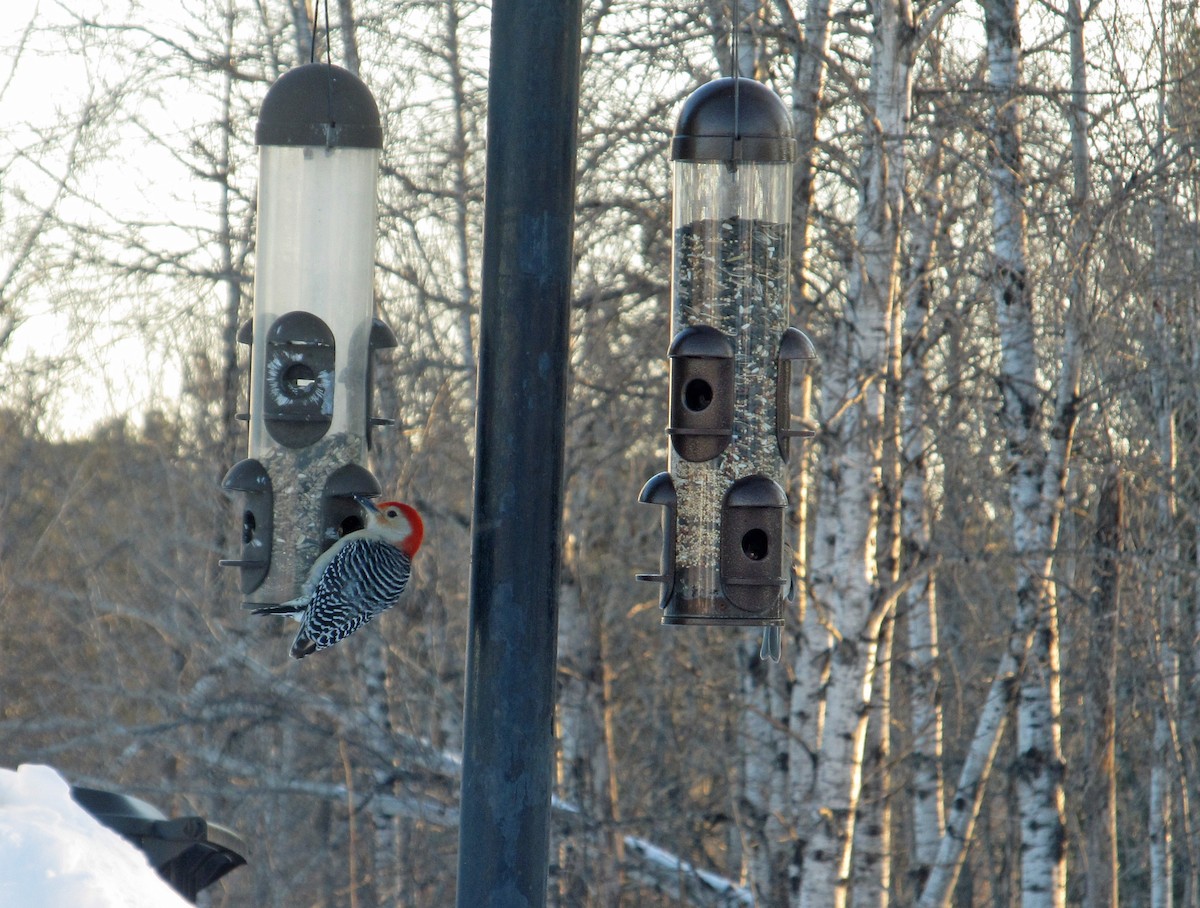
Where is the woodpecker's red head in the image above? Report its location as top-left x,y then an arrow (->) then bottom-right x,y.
362,499 -> 424,558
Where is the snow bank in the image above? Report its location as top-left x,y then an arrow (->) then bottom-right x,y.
0,764 -> 190,908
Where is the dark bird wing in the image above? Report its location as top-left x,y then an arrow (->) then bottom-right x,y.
292,538 -> 413,657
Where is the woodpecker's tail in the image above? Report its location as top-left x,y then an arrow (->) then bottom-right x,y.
290,635 -> 318,659
251,604 -> 305,616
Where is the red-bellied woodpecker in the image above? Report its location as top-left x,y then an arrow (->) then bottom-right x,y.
253,497 -> 424,659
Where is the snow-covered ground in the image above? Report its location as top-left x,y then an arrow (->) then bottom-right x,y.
0,764 -> 190,908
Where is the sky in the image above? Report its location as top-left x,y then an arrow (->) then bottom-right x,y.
2,1 -> 199,437
0,764 -> 192,908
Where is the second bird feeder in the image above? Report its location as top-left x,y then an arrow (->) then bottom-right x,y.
638,76 -> 815,629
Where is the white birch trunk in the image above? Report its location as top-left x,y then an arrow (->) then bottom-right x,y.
917,657 -> 1019,907
853,156 -> 909,904
704,0 -> 763,78
903,563 -> 942,873
288,0 -> 315,63
790,598 -> 830,900
1192,305 -> 1200,906
985,1 -> 1058,904
336,0 -> 361,74
1015,603 -> 1066,908
360,631 -> 401,904
785,0 -> 833,898
555,580 -> 588,906
797,227 -> 888,905
901,135 -> 944,889
797,3 -> 912,904
740,641 -> 792,905
555,576 -> 622,907
922,1 -> 1081,902
786,0 -> 832,306
1150,755 -> 1174,908
986,0 -> 1078,902
735,0 -> 765,78
852,614 -> 893,908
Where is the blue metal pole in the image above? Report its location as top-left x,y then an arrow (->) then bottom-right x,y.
455,0 -> 582,902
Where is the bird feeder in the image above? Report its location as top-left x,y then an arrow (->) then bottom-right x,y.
638,77 -> 815,630
222,63 -> 396,608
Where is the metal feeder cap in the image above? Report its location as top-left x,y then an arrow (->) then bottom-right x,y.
256,62 -> 383,149
672,77 -> 794,163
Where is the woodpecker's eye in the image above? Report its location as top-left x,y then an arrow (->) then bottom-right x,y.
386,508 -> 399,518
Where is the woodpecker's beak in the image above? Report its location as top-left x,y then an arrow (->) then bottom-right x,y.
353,494 -> 380,513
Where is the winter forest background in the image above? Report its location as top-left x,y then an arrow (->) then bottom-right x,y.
1,0 -> 1197,905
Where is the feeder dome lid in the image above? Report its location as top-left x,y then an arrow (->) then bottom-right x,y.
256,62 -> 382,149
672,77 -> 794,164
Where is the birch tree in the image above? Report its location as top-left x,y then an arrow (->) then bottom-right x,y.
900,107 -> 947,894
778,1 -> 835,899
984,0 -> 1083,901
918,0 -> 1087,899
1146,10 -> 1186,904
796,0 -> 907,893
796,2 -> 958,904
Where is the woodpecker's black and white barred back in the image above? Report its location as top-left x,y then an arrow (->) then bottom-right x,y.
253,499 -> 424,659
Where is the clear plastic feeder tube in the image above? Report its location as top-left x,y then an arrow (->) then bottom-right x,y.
249,143 -> 380,458
670,159 -> 792,610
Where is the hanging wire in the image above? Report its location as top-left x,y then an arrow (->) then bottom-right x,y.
308,0 -> 336,146
309,1 -> 318,63
730,1 -> 742,156
729,0 -> 738,79
309,0 -> 332,66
